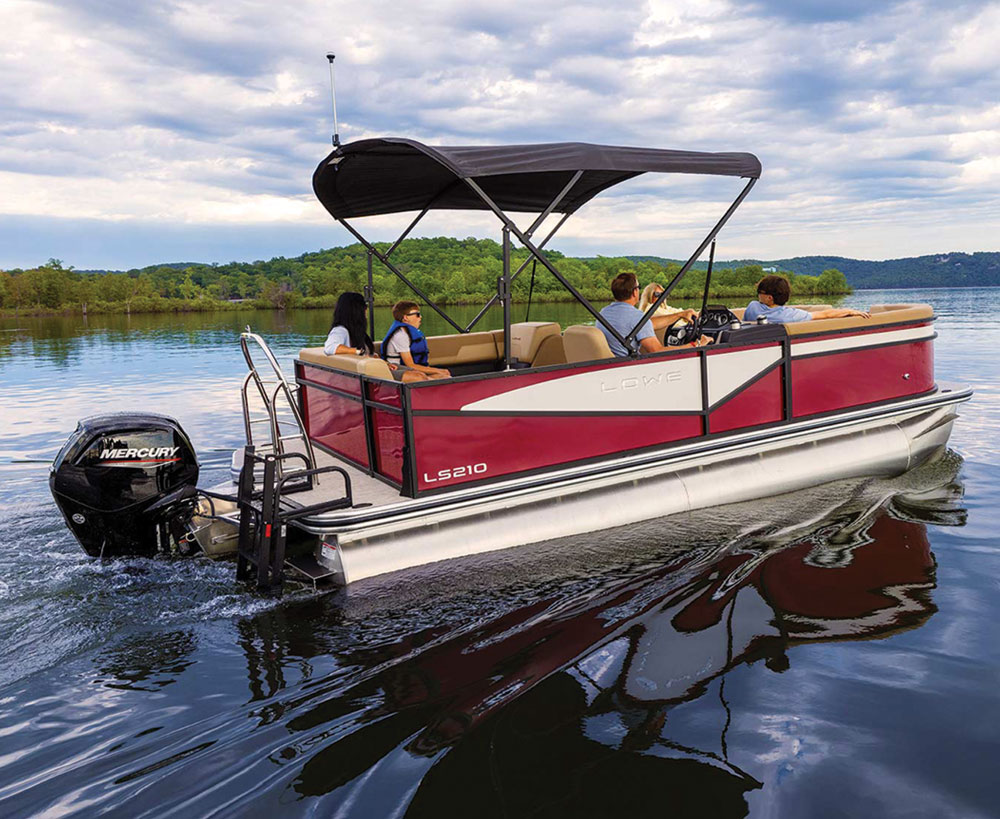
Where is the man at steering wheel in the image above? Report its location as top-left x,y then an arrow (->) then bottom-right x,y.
599,273 -> 711,356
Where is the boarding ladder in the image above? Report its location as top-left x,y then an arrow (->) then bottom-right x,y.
234,329 -> 354,594
239,327 -> 317,485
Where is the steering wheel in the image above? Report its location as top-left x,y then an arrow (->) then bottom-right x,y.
663,316 -> 700,347
663,305 -> 741,347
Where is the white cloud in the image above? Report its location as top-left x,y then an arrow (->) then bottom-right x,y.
0,0 -> 998,268
930,3 -> 1000,76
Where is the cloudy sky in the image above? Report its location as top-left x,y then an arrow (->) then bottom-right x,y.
2,0 -> 998,269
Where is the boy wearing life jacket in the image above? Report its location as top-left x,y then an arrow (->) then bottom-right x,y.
381,301 -> 451,379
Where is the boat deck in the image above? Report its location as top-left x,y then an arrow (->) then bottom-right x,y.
205,442 -> 405,520
286,444 -> 404,510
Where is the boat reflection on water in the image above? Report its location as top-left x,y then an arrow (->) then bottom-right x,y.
235,453 -> 965,816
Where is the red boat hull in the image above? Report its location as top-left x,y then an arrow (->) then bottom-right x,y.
296,317 -> 936,496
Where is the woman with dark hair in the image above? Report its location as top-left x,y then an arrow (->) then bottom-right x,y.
324,292 -> 374,356
323,292 -> 432,382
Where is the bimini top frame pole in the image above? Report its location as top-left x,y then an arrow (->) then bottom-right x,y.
463,210 -> 571,333
464,172 -> 581,333
336,214 -> 465,334
462,177 -> 633,360
624,176 -> 757,347
312,138 -> 761,360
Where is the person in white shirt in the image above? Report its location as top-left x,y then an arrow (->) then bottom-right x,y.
323,292 -> 431,382
638,282 -> 691,321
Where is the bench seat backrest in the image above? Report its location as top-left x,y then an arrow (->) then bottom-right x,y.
298,348 -> 394,379
563,325 -> 614,363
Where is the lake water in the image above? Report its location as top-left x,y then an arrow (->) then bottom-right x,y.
0,288 -> 998,817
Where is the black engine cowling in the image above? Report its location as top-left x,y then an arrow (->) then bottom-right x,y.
50,413 -> 200,557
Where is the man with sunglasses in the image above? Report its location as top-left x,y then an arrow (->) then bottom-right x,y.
382,301 -> 451,379
599,273 -> 708,357
745,275 -> 870,324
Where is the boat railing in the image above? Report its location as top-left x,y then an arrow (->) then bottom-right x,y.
240,328 -> 318,485
233,446 -> 353,593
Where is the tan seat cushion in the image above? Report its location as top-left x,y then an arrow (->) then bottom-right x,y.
508,321 -> 561,363
531,333 -> 567,367
869,303 -> 933,315
563,325 -> 614,363
298,348 -> 393,379
783,303 -> 934,335
424,331 -> 501,366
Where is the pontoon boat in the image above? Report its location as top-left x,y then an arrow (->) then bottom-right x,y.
49,139 -> 972,591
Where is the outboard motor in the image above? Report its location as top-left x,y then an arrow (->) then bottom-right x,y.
50,413 -> 200,557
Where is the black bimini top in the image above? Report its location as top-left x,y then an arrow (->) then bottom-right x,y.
313,138 -> 762,219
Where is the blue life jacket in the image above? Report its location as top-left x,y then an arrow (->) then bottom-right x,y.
381,320 -> 429,366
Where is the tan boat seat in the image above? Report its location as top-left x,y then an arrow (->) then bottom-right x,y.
423,330 -> 501,366
298,348 -> 394,380
564,325 -> 614,363
508,321 -> 561,364
784,303 -> 933,335
531,333 -> 567,367
869,303 -> 933,315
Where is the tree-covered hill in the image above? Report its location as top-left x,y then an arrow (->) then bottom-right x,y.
0,238 -> 851,316
625,251 -> 1000,289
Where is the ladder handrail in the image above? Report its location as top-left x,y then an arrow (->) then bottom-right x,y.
239,329 -> 317,481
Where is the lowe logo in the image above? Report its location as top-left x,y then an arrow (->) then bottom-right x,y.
600,370 -> 681,392
99,446 -> 181,461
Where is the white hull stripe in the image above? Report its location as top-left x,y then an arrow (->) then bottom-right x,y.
791,326 -> 934,357
707,346 -> 781,406
461,357 -> 703,413
461,347 -> 784,414
458,327 -> 932,414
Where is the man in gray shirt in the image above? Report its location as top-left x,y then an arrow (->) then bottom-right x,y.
599,273 -> 702,356
744,275 -> 870,324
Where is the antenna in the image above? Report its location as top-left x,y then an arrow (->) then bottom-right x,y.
326,52 -> 340,147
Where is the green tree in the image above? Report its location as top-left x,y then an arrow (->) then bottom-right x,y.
178,274 -> 201,300
260,280 -> 293,309
817,268 -> 849,294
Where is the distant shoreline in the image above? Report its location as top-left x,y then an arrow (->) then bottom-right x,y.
5,284 -> 993,318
